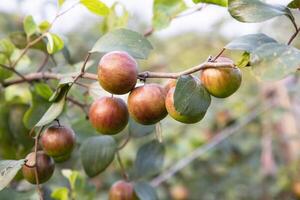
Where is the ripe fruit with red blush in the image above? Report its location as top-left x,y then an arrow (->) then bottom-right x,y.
109,180 -> 137,200
128,84 -> 167,125
89,97 -> 129,135
40,125 -> 76,162
200,57 -> 242,98
98,51 -> 138,95
22,151 -> 55,184
164,79 -> 177,94
165,87 -> 206,124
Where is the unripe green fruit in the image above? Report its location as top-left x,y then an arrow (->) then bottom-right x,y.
109,180 -> 137,200
89,97 -> 129,135
98,51 -> 138,95
200,57 -> 242,98
165,87 -> 206,124
22,151 -> 55,184
128,84 -> 167,125
40,125 -> 76,162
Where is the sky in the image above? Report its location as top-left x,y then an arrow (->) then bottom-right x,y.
0,0 -> 294,39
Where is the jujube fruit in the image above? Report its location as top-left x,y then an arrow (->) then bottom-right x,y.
164,79 -> 177,94
109,180 -> 137,200
89,97 -> 129,135
200,57 -> 242,98
40,125 -> 76,162
98,51 -> 138,95
165,87 -> 206,124
128,84 -> 167,125
22,151 -> 55,184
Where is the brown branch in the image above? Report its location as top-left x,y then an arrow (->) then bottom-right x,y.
150,103 -> 274,187
2,61 -> 234,87
0,63 -> 28,82
34,127 -> 45,200
117,132 -> 131,150
66,96 -> 88,116
37,54 -> 49,72
287,26 -> 300,45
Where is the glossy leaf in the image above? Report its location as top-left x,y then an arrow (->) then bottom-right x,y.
0,38 -> 15,57
80,136 -> 117,177
0,159 -> 25,191
250,43 -> 300,81
228,0 -> 294,23
34,83 -> 53,100
134,140 -> 165,178
51,187 -> 69,200
91,28 -> 153,59
153,0 -> 187,30
80,0 -> 109,16
46,33 -> 64,54
23,15 -> 37,37
35,86 -> 68,126
49,81 -> 72,102
134,182 -> 159,200
288,0 -> 300,8
9,32 -> 47,52
225,33 -> 277,53
129,118 -> 155,138
193,0 -> 227,6
174,75 -> 211,116
23,90 -> 52,129
39,21 -> 51,33
236,52 -> 250,68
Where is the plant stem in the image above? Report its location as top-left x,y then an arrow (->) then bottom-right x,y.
116,151 -> 129,181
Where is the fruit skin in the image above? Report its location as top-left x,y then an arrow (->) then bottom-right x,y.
128,84 -> 167,125
170,185 -> 189,200
98,51 -> 138,95
109,180 -> 137,200
165,87 -> 206,124
40,125 -> 76,162
164,79 -> 177,94
200,57 -> 242,98
22,151 -> 55,184
89,97 -> 129,135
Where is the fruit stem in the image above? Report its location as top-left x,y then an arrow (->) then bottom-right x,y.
116,151 -> 129,181
33,126 -> 45,200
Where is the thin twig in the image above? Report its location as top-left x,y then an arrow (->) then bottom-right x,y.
34,127 -> 45,200
287,26 -> 300,45
37,54 -> 49,72
2,61 -> 235,87
117,132 -> 131,150
150,103 -> 274,187
116,151 -> 129,181
0,63 -> 28,82
67,96 -> 88,116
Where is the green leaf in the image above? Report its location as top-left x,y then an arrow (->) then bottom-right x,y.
134,140 -> 165,178
288,0 -> 300,8
100,2 -> 129,33
38,21 -> 51,33
225,33 -> 277,53
9,32 -> 47,52
91,28 -> 153,59
236,52 -> 250,68
129,118 -> 155,138
0,159 -> 25,191
35,86 -> 68,126
250,43 -> 300,81
80,136 -> 117,177
80,0 -> 109,16
193,0 -> 227,6
228,0 -> 294,23
23,89 -> 52,129
153,0 -> 187,30
34,83 -> 53,100
49,80 -> 72,102
23,15 -> 37,37
134,182 -> 159,200
51,187 -> 69,200
174,75 -> 211,116
0,38 -> 15,57
46,33 -> 64,54
62,169 -> 79,190
58,0 -> 65,7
